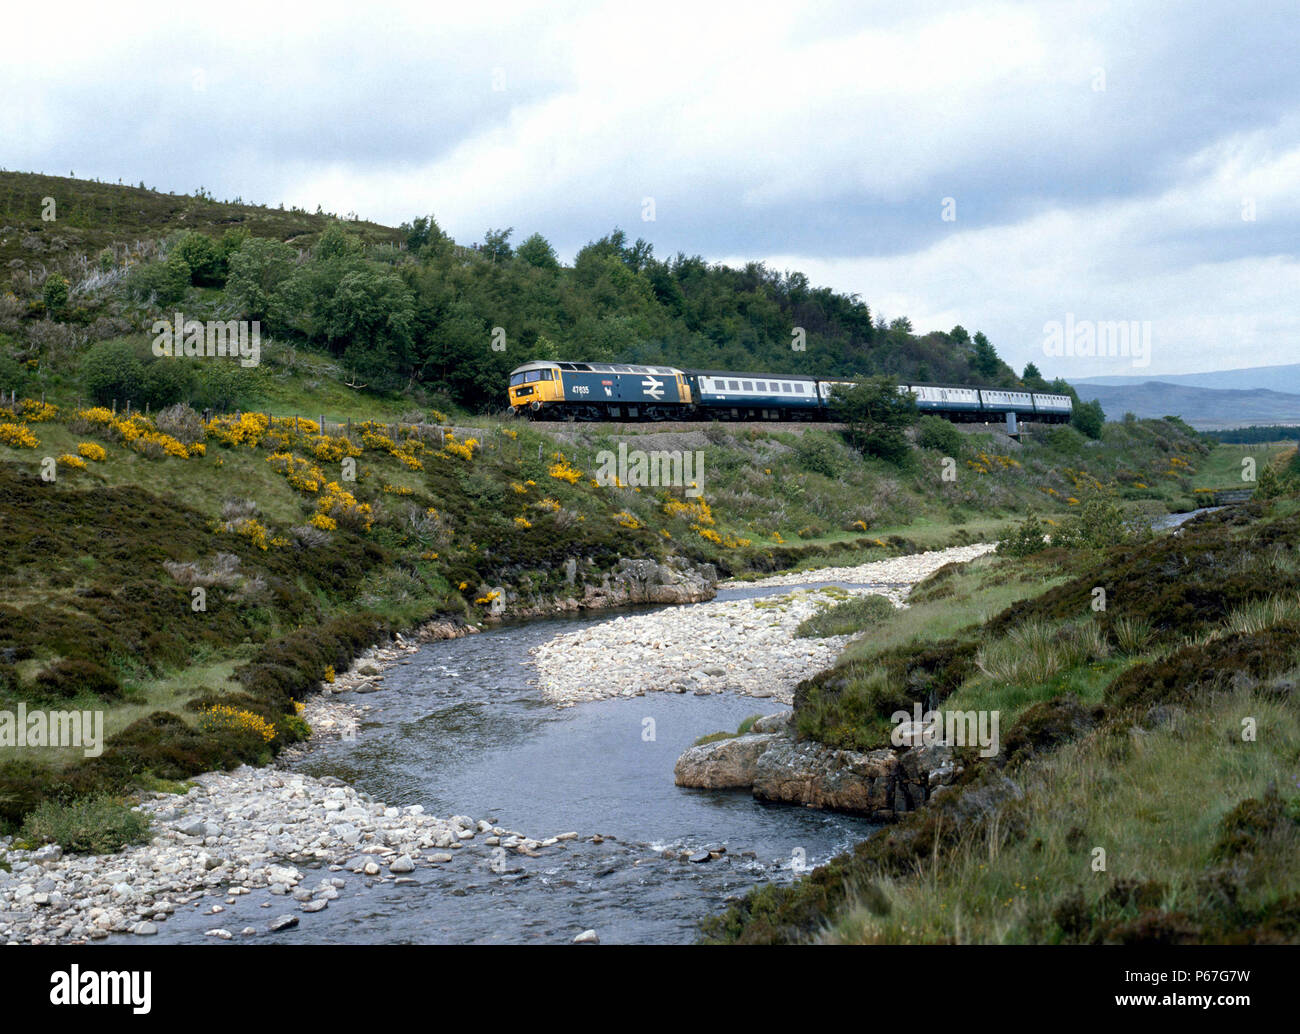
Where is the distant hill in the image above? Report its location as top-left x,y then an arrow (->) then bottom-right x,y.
1076,380 -> 1300,430
1075,363 -> 1300,397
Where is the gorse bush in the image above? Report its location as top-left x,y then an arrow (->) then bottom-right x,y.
42,272 -> 69,315
998,497 -> 1139,556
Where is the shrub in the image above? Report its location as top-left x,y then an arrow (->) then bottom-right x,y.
794,434 -> 841,478
42,273 -> 69,315
154,402 -> 206,445
916,415 -> 964,457
796,593 -> 896,638
1045,425 -> 1086,453
20,794 -> 151,855
1071,398 -> 1106,440
82,340 -> 146,405
171,232 -> 224,286
0,421 -> 39,448
33,659 -> 122,700
125,252 -> 191,305
0,354 -> 30,396
997,513 -> 1049,557
1052,496 -> 1139,550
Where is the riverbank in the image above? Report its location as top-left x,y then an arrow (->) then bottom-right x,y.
703,500 -> 1300,944
0,621 -> 582,945
533,543 -> 996,708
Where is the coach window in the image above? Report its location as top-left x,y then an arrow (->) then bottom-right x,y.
743,381 -> 753,391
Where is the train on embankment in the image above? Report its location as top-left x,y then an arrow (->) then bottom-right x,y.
507,360 -> 1074,424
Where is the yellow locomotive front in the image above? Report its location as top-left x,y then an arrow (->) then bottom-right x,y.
507,362 -> 564,415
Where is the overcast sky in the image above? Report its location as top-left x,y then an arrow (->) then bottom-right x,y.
6,0 -> 1298,378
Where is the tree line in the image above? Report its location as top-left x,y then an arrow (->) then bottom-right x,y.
60,214 -> 1100,433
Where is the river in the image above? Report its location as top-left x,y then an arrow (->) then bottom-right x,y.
119,590 -> 880,945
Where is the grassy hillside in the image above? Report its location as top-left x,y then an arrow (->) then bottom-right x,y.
0,171 -> 401,272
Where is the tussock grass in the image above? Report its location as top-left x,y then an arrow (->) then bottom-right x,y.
821,688 -> 1300,944
975,619 -> 1110,685
1223,593 -> 1300,637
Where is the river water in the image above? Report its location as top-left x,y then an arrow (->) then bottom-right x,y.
130,591 -> 880,945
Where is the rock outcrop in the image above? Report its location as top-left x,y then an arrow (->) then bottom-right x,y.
492,556 -> 719,620
592,557 -> 719,607
673,733 -> 783,789
673,711 -> 959,820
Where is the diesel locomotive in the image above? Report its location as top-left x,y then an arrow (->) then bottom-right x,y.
507,360 -> 1073,424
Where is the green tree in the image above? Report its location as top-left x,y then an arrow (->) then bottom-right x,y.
830,376 -> 918,464
315,223 -> 360,261
516,232 -> 559,270
226,238 -> 298,323
321,268 -> 415,388
126,253 -> 191,306
139,358 -> 195,408
481,227 -> 514,263
403,215 -> 432,251
971,332 -> 1002,380
1071,398 -> 1106,439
